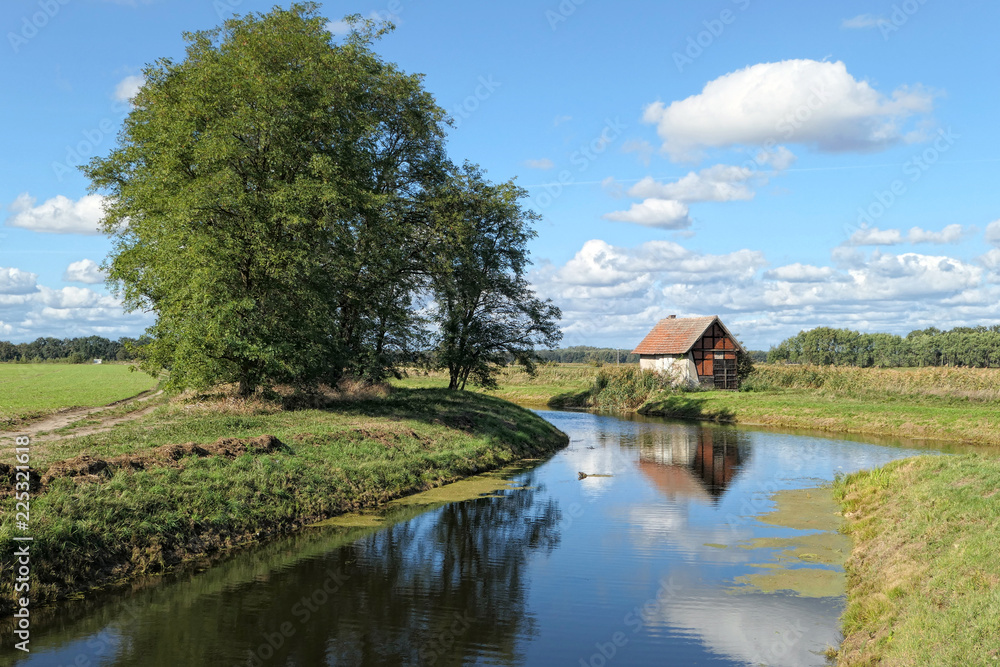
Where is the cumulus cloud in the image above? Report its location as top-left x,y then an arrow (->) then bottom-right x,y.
0,268 -> 38,295
327,11 -> 399,37
532,238 -> 993,349
628,165 -> 756,203
113,75 -> 144,103
907,224 -> 965,244
0,277 -> 152,342
6,193 -> 105,235
986,219 -> 1000,247
763,264 -> 838,282
524,158 -> 554,170
847,224 -> 966,246
64,259 -> 107,285
602,199 -> 691,229
643,59 -> 934,160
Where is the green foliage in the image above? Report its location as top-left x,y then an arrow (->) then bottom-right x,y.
428,163 -> 562,390
84,4 -> 448,395
767,324 -> 1000,368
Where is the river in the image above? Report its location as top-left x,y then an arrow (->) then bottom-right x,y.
3,410 -> 947,667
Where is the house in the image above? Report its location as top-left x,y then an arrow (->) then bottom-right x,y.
632,315 -> 744,389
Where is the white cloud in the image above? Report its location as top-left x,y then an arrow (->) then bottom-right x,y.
113,75 -> 144,103
327,11 -> 400,37
326,19 -> 352,35
907,224 -> 965,244
6,193 -> 105,235
603,199 -> 691,229
985,219 -> 1000,247
979,249 -> 1000,274
0,268 -> 38,295
755,145 -> 798,171
553,114 -> 573,126
532,238 -> 992,349
524,158 -> 554,170
842,14 -> 883,29
643,59 -> 934,160
628,165 -> 756,203
846,227 -> 904,246
763,264 -> 838,283
64,259 -> 107,285
0,278 -> 152,342
847,224 -> 966,246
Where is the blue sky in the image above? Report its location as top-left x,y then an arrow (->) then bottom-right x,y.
2,0 -> 999,349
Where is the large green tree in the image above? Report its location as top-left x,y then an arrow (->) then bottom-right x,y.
85,4 -> 446,394
428,164 -> 562,390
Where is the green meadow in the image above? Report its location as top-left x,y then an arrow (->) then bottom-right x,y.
0,364 -> 159,429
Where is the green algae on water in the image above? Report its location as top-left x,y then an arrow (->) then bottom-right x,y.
730,485 -> 849,598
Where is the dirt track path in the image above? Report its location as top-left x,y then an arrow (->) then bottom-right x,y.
4,390 -> 163,440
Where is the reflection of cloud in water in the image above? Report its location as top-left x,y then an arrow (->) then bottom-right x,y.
656,579 -> 841,667
624,504 -> 753,562
560,445 -> 630,498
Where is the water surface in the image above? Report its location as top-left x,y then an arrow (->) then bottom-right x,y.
3,410 -> 934,666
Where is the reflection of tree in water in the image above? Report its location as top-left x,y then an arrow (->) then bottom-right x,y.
318,478 -> 560,666
53,474 -> 561,667
632,423 -> 750,503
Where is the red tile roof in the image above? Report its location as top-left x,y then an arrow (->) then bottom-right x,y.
632,316 -> 742,355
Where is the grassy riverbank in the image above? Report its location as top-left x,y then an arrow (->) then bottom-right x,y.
641,365 -> 1000,447
0,363 -> 158,430
398,363 -> 1000,446
834,455 -> 1000,665
0,386 -> 568,610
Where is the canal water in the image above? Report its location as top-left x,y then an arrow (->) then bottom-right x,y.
3,410 -> 939,667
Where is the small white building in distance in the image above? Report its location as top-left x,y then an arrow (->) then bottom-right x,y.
632,315 -> 744,390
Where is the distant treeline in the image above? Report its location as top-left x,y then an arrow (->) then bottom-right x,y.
0,336 -> 149,363
536,346 -> 640,364
767,326 -> 1000,368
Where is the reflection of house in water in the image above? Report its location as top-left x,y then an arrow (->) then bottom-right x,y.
636,426 -> 748,503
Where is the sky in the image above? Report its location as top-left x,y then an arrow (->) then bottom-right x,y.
2,0 -> 999,350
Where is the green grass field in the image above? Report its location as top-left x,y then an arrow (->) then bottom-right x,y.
0,364 -> 159,429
